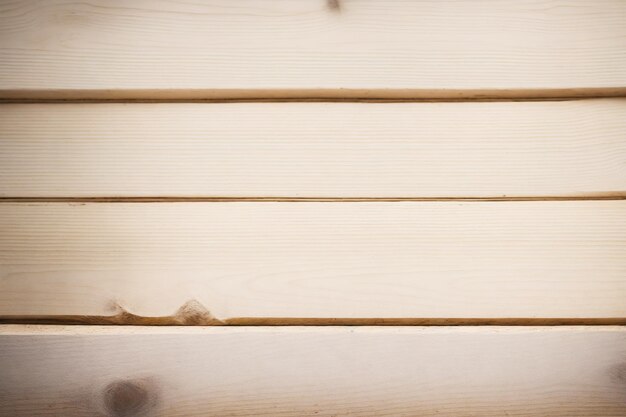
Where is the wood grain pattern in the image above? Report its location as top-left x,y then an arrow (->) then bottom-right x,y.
1,201 -> 624,320
1,100 -> 625,198
1,0 -> 626,99
1,325 -> 626,416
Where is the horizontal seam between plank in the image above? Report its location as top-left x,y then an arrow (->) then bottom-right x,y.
4,302 -> 623,326
1,196 -> 624,203
2,87 -> 626,102
2,96 -> 626,104
1,317 -> 625,326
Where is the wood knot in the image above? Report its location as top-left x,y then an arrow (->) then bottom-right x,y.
103,379 -> 157,417
174,300 -> 223,326
327,0 -> 341,12
103,299 -> 223,325
174,299 -> 222,325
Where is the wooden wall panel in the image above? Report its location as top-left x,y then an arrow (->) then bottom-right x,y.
1,325 -> 626,416
1,201 -> 624,321
1,0 -> 626,99
1,100 -> 625,198
0,1 -> 623,415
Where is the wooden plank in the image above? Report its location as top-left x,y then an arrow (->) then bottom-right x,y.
1,325 -> 625,416
2,100 -> 625,198
1,0 -> 626,99
1,201 -> 624,320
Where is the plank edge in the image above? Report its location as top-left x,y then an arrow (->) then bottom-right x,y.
2,87 -> 626,101
2,316 -> 626,326
2,324 -> 625,335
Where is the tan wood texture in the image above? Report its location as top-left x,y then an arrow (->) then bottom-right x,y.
1,0 -> 626,99
1,100 -> 625,198
1,201 -> 624,321
1,325 -> 626,416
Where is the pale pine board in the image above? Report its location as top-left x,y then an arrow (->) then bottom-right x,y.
2,100 -> 626,198
1,201 -> 625,320
1,1 -> 626,99
1,326 -> 626,416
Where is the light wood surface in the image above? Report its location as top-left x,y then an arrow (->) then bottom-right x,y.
1,2 -> 624,414
1,0 -> 626,99
1,201 -> 624,320
1,100 -> 625,198
1,325 -> 625,416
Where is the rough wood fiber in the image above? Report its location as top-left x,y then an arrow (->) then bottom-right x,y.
1,326 -> 626,416
1,0 -> 626,99
1,201 -> 624,320
1,100 -> 625,198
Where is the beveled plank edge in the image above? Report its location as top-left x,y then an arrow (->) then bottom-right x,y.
2,316 -> 625,326
1,87 -> 626,102
10,298 -> 623,326
1,324 -> 624,335
1,300 -> 624,326
1,195 -> 625,203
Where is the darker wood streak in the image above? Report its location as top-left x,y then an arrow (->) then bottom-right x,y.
1,87 -> 626,102
1,316 -> 625,326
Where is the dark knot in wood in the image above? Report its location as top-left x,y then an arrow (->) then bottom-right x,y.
327,0 -> 341,12
103,379 -> 156,417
